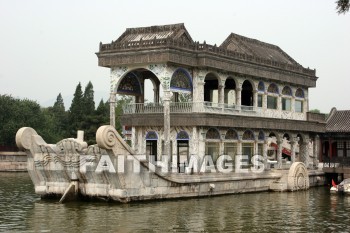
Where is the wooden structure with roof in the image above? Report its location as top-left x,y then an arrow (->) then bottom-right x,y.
322,107 -> 350,159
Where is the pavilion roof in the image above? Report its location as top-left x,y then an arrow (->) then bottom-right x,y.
220,33 -> 299,65
114,23 -> 194,44
326,108 -> 350,133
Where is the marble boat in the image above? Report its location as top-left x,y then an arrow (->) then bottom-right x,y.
16,126 -> 320,203
15,23 -> 327,203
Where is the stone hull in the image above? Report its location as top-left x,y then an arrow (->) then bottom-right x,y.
16,126 -> 324,203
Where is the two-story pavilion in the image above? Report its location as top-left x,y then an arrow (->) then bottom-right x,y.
96,23 -> 325,171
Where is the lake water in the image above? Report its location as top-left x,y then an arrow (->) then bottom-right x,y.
0,172 -> 349,232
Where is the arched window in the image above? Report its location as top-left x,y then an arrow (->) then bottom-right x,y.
258,81 -> 265,92
241,80 -> 253,106
282,86 -> 292,111
146,131 -> 158,140
117,72 -> 142,96
204,73 -> 219,104
295,88 -> 304,98
205,128 -> 220,162
224,129 -> 238,162
146,131 -> 158,162
258,131 -> 265,141
206,128 -> 221,140
267,83 -> 279,94
267,83 -> 279,110
177,131 -> 189,140
242,130 -> 255,167
224,78 -> 236,106
282,86 -> 292,96
177,131 -> 189,173
295,88 -> 304,113
225,129 -> 238,140
242,130 -> 255,140
170,68 -> 193,92
257,131 -> 265,157
257,81 -> 265,108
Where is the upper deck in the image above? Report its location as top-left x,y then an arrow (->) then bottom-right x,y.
97,23 -> 322,131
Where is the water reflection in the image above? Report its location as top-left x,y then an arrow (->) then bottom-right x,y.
0,173 -> 349,232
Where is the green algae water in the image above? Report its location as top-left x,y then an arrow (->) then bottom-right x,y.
0,172 -> 349,232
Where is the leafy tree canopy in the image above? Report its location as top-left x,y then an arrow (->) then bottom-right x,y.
336,0 -> 350,14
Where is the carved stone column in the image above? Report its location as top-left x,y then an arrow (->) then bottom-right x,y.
236,87 -> 242,110
253,90 -> 258,109
278,94 -> 282,111
138,128 -> 143,154
109,93 -> 116,128
219,141 -> 224,156
277,140 -> 283,168
193,80 -> 205,112
291,97 -> 295,112
237,139 -> 242,155
300,141 -> 309,167
154,84 -> 160,103
131,127 -> 136,151
304,98 -> 309,113
218,84 -> 225,105
263,140 -> 268,169
291,138 -> 298,163
263,91 -> 267,109
192,127 -> 198,155
140,79 -> 145,103
193,77 -> 205,103
254,140 -> 259,155
163,91 -> 173,157
313,135 -> 320,168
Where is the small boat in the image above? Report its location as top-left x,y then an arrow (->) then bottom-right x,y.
330,179 -> 350,194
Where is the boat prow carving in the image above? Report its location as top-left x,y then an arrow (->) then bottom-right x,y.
96,125 -> 134,155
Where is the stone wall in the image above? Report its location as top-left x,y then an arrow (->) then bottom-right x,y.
0,152 -> 27,172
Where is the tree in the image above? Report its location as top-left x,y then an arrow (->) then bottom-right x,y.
115,95 -> 133,135
50,93 -> 68,139
81,99 -> 110,145
336,0 -> 350,14
309,109 -> 321,114
69,82 -> 84,136
83,81 -> 95,115
95,99 -> 110,127
0,95 -> 44,147
40,107 -> 64,143
53,93 -> 65,113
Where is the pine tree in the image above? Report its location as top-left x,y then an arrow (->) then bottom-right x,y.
95,99 -> 109,126
52,93 -> 68,138
83,81 -> 95,115
53,93 -> 65,113
336,0 -> 350,14
69,82 -> 84,135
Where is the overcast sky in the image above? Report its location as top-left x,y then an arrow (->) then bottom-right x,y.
0,0 -> 349,113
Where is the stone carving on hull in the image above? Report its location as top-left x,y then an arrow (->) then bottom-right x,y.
287,162 -> 309,191
96,125 -> 134,156
16,127 -> 101,169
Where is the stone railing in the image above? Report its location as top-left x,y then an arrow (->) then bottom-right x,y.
122,102 -> 316,121
123,102 -> 261,117
99,39 -> 315,76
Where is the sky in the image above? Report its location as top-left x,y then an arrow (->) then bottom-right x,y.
0,0 -> 349,113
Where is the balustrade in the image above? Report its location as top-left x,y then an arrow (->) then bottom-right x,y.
122,102 -> 261,117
